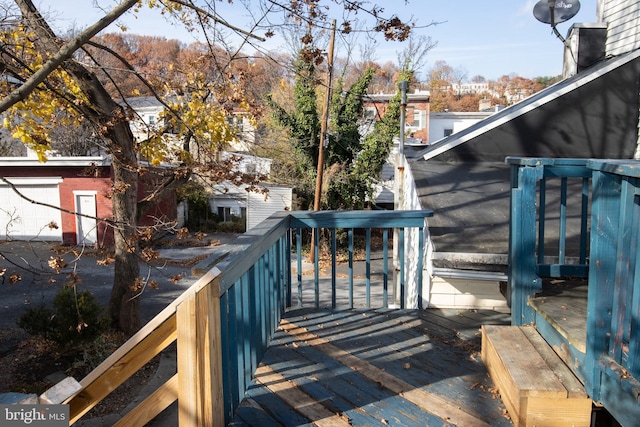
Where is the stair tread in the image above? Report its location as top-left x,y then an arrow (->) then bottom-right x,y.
518,325 -> 588,398
482,325 -> 569,397
481,325 -> 592,427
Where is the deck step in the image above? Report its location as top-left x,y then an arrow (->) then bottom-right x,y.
481,325 -> 592,427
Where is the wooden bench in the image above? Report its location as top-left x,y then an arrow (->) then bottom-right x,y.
481,325 -> 592,427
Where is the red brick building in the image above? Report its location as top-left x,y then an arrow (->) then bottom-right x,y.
0,157 -> 177,246
363,90 -> 430,143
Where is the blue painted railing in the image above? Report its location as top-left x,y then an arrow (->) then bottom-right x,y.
66,209 -> 432,426
508,157 -> 640,426
212,209 -> 433,423
585,160 -> 640,426
507,157 -> 592,325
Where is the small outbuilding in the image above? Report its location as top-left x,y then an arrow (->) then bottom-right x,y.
0,156 -> 177,246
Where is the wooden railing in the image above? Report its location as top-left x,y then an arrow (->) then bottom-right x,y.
64,210 -> 432,426
65,267 -> 226,426
507,157 -> 640,426
289,210 -> 432,309
507,157 -> 592,325
584,160 -> 640,427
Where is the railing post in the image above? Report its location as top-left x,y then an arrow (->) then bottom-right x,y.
398,227 -> 405,308
365,228 -> 371,308
584,165 -> 621,400
383,228 -> 389,308
348,228 -> 354,309
331,228 -> 337,309
508,160 -> 544,326
177,282 -> 225,427
296,228 -> 303,308
314,227 -> 320,308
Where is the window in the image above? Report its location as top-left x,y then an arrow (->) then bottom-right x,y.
218,207 -> 231,222
363,107 -> 376,121
245,162 -> 257,174
229,115 -> 244,130
444,128 -> 453,137
413,110 -> 426,129
148,115 -> 155,126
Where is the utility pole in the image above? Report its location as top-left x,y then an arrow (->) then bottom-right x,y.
310,19 -> 336,261
313,19 -> 336,212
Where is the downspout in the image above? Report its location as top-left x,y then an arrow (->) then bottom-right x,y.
635,77 -> 640,159
394,81 -> 408,307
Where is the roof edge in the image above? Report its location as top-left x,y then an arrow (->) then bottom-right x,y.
0,156 -> 110,167
416,48 -> 640,161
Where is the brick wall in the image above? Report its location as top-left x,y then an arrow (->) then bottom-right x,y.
0,164 -> 177,246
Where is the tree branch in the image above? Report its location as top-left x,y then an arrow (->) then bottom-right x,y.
82,40 -> 184,121
0,176 -> 116,226
0,0 -> 139,113
0,47 -> 101,120
136,169 -> 191,221
81,40 -> 212,146
168,0 -> 266,42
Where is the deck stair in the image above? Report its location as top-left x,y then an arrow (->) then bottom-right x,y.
481,325 -> 592,427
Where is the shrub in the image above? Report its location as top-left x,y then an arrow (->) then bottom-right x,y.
18,286 -> 109,349
17,304 -> 55,340
51,286 -> 109,346
217,215 -> 246,233
177,181 -> 216,232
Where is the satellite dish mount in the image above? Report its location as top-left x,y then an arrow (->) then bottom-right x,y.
533,0 -> 581,45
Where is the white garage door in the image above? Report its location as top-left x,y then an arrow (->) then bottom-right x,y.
0,177 -> 63,241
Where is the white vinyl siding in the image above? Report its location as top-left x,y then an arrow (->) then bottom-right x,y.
604,0 -> 640,56
246,187 -> 292,231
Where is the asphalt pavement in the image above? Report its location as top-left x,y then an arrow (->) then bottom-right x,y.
0,235 -> 236,339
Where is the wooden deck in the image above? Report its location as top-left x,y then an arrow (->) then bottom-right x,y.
229,307 -> 513,426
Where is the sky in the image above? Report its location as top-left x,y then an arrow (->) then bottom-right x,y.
42,0 -> 597,81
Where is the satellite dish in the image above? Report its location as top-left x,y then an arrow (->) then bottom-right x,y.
533,0 -> 581,24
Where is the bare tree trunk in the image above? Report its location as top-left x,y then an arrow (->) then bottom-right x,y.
15,0 -> 144,335
107,138 -> 141,334
60,62 -> 143,335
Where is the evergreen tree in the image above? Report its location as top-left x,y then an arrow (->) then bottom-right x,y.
267,56 -> 320,172
338,70 -> 413,209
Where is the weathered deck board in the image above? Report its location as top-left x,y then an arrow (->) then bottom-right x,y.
260,342 -> 429,426
279,317 -> 483,425
231,308 -> 512,426
529,280 -> 587,352
236,386 -> 311,427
